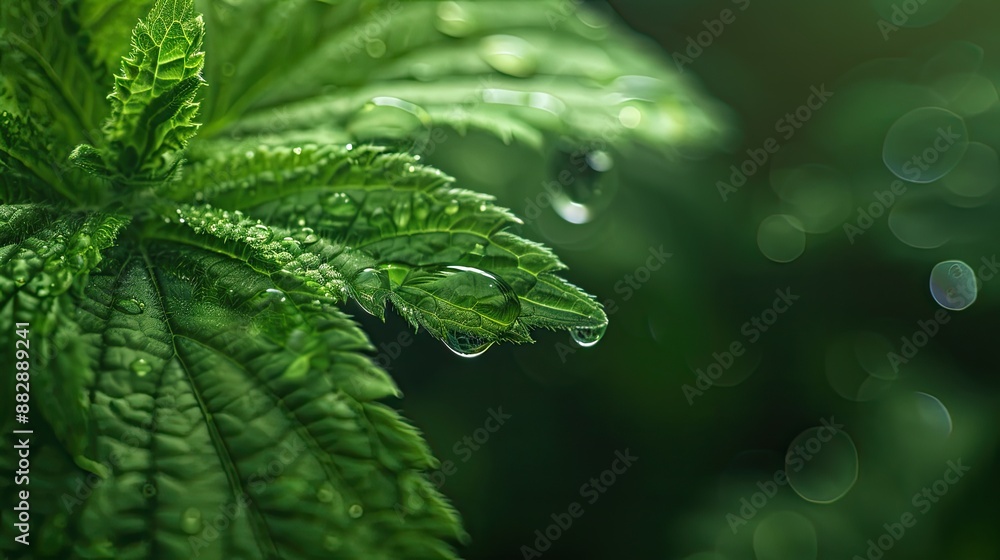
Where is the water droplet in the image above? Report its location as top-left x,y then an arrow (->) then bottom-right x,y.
316,482 -> 336,503
435,1 -> 474,37
479,35 -> 538,78
115,298 -> 145,315
444,200 -> 460,215
366,39 -> 387,58
130,358 -> 152,377
571,323 -> 607,347
248,288 -> 288,311
251,223 -> 273,242
444,331 -> 493,358
785,426 -> 859,503
325,192 -> 356,218
549,148 -> 619,224
141,482 -> 157,498
393,200 -> 411,228
883,107 -> 969,183
348,504 -> 364,518
930,259 -> 977,310
292,146 -> 302,155
180,507 -> 203,534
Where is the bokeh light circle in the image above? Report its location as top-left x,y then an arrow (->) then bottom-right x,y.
785,427 -> 859,504
883,107 -> 968,183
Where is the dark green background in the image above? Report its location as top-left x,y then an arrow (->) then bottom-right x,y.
358,0 -> 1000,558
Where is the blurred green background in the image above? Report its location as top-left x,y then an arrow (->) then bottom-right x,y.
356,0 -> 1000,558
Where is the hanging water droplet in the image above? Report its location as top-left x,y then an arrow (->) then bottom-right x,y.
130,358 -> 152,377
180,507 -> 203,534
571,322 -> 607,347
348,504 -> 364,518
549,147 -> 620,224
115,298 -> 145,315
350,267 -> 390,317
444,200 -> 460,215
479,35 -> 539,78
142,482 -> 157,498
444,331 -> 493,358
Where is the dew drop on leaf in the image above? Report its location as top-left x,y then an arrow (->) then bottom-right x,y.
571,322 -> 607,347
435,1 -> 475,37
180,507 -> 203,534
115,298 -> 145,315
130,358 -> 152,377
444,331 -> 493,358
444,200 -> 460,215
348,504 -> 364,518
141,482 -> 157,498
479,35 -> 539,78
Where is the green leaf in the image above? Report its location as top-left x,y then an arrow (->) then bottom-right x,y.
163,143 -> 606,353
57,246 -> 464,559
0,204 -> 131,468
73,0 -> 206,182
197,0 -> 726,154
0,0 -> 109,149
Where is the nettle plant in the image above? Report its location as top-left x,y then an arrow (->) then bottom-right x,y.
1,1 -> 718,558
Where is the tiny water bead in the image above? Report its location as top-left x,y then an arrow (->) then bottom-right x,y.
883,107 -> 969,183
929,260 -> 977,311
115,298 -> 145,315
548,148 -> 620,224
785,426 -> 859,504
570,322 -> 607,347
478,34 -> 538,78
130,358 -> 152,377
757,214 -> 806,263
141,482 -> 157,498
347,504 -> 364,519
444,331 -> 493,358
180,507 -> 203,535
